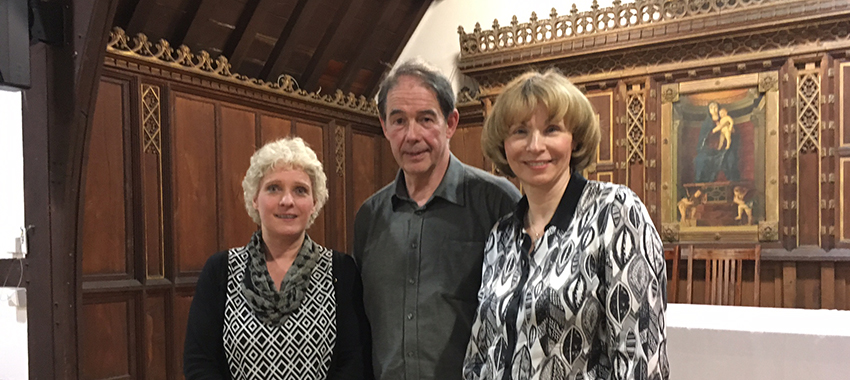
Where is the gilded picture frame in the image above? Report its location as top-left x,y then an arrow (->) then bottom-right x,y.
660,72 -> 780,242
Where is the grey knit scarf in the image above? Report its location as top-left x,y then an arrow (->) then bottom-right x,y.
241,231 -> 320,325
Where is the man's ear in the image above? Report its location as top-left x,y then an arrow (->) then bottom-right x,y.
445,109 -> 459,139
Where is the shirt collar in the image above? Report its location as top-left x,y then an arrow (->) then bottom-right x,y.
512,171 -> 588,231
391,154 -> 465,208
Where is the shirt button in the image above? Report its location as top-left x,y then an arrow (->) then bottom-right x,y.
410,242 -> 417,249
407,313 -> 414,320
407,352 -> 414,357
408,278 -> 415,285
415,210 -> 423,215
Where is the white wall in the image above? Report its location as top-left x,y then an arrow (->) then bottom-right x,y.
0,88 -> 28,380
396,0 -> 614,92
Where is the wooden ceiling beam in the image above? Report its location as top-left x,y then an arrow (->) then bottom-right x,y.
257,0 -> 312,80
169,0 -> 204,47
223,0 -> 286,69
177,0 -> 220,47
337,0 -> 403,94
125,0 -> 159,34
362,0 -> 431,97
300,0 -> 363,92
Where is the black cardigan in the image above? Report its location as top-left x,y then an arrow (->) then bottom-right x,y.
183,248 -> 373,380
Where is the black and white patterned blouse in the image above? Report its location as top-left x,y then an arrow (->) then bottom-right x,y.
463,174 -> 669,380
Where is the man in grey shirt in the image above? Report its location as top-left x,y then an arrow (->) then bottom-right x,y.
353,60 -> 520,380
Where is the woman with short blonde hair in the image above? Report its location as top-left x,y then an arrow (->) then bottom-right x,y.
184,136 -> 372,380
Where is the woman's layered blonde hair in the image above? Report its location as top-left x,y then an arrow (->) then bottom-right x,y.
482,69 -> 600,177
242,137 -> 329,228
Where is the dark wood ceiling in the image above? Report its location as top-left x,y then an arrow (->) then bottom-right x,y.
112,0 -> 432,97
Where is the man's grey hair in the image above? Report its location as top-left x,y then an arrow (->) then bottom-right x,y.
376,59 -> 455,121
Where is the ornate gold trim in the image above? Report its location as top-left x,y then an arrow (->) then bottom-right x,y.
335,126 -> 345,177
140,83 -> 165,280
796,64 -> 823,246
661,71 -> 780,242
106,27 -> 378,117
661,83 -> 679,104
661,223 -> 680,243
759,220 -> 779,241
458,0 -> 781,58
141,84 -> 161,155
464,18 -> 850,93
625,84 -> 646,187
759,71 -> 779,93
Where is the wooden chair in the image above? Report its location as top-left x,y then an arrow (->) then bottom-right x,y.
664,246 -> 681,303
686,245 -> 761,306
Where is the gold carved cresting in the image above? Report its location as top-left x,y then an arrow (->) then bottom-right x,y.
457,0 -> 776,57
107,27 -> 378,116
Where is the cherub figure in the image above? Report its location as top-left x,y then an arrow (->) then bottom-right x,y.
678,189 -> 703,225
712,108 -> 734,150
733,186 -> 753,224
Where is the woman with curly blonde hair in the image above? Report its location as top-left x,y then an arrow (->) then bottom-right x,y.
184,137 -> 372,380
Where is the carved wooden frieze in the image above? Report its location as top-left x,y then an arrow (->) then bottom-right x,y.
105,27 -> 379,120
459,0 -> 850,93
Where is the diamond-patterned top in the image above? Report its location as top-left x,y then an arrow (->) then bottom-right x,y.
223,244 -> 336,379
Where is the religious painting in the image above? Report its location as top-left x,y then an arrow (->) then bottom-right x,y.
661,72 -> 780,242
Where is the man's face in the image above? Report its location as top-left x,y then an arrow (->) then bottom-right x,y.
381,75 -> 458,179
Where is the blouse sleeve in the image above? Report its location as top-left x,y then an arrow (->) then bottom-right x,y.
183,251 -> 231,380
603,188 -> 669,380
327,251 -> 374,380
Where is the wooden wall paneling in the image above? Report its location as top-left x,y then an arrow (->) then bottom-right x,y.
795,61 -> 822,247
842,62 -> 850,147
218,105 -> 258,250
451,126 -> 486,170
624,81 -> 647,199
587,91 -> 614,182
350,130 -> 379,211
172,290 -> 194,377
821,262 -> 836,309
842,160 -> 850,244
757,261 -> 779,308
81,296 -> 136,380
645,78 -> 661,225
329,122 -> 348,251
466,126 -> 485,170
293,121 -> 328,247
172,94 -> 219,277
797,262 -> 821,309
615,81 -> 629,186
837,262 -> 849,309
781,60 -> 799,249
783,261 -> 797,307
822,55 -> 836,250
143,293 -> 168,380
774,261 -> 784,307
379,137 -> 398,190
83,78 -> 132,279
139,82 -> 166,279
839,61 -> 850,248
260,115 -> 292,143
449,127 -> 467,165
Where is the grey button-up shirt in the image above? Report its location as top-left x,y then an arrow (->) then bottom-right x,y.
353,155 -> 521,380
